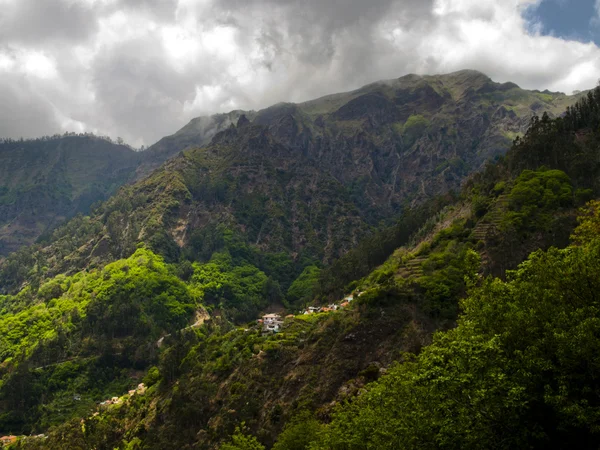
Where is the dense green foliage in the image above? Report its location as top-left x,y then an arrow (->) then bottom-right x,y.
0,134 -> 141,256
503,168 -> 573,233
0,248 -> 197,433
221,425 -> 266,450
310,222 -> 600,449
191,253 -> 270,322
285,265 -> 321,309
316,195 -> 454,300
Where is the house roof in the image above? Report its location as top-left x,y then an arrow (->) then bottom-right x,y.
263,313 -> 281,318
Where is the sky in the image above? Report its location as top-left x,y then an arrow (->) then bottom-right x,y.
524,0 -> 600,45
1,0 -> 600,147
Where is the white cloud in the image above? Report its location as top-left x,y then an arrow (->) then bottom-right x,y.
0,0 -> 599,146
593,0 -> 600,27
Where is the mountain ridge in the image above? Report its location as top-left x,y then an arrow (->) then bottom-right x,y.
0,71 -> 583,257
0,71 -> 587,294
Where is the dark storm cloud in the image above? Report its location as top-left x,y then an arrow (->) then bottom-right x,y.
114,0 -> 179,22
89,35 -> 205,143
0,0 -> 599,146
0,0 -> 98,44
0,75 -> 61,139
188,0 -> 438,109
211,0 -> 436,72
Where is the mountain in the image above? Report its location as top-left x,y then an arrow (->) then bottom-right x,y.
0,70 -> 581,259
0,71 -> 583,288
141,69 -> 582,204
137,110 -> 254,177
0,73 -> 598,447
10,86 -> 600,449
0,135 -> 141,256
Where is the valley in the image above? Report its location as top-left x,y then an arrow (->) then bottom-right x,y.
1,72 -> 600,449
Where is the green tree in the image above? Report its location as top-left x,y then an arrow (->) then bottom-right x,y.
315,229 -> 600,449
273,412 -> 322,450
221,424 -> 265,450
286,266 -> 321,308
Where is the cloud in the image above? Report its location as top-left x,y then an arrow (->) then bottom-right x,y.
0,0 -> 599,146
0,74 -> 62,138
593,0 -> 600,26
0,0 -> 99,45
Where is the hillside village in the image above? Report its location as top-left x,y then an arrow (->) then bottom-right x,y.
258,292 -> 362,333
0,384 -> 148,448
0,293 -> 362,448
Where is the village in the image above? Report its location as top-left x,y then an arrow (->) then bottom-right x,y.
257,292 -> 361,333
0,434 -> 44,447
0,383 -> 148,448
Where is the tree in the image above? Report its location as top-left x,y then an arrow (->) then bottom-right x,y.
315,229 -> 600,449
272,411 -> 322,450
220,424 -> 264,450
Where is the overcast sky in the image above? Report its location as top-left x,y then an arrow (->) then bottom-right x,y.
1,0 -> 599,147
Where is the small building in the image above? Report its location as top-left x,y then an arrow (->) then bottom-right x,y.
137,383 -> 147,394
0,436 -> 17,446
340,301 -> 350,308
264,322 -> 281,332
262,313 -> 283,333
321,307 -> 333,313
128,389 -> 136,396
262,314 -> 281,325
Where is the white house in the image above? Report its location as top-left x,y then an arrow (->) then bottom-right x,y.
262,313 -> 283,333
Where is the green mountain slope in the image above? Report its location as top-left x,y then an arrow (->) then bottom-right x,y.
142,70 -> 582,206
0,135 -> 141,256
136,110 -> 254,177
